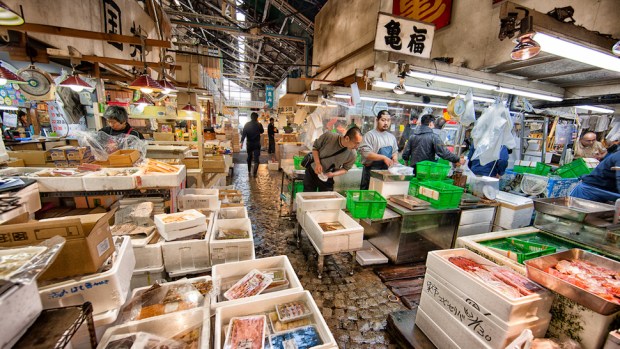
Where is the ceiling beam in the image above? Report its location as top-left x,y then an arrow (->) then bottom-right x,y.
7,23 -> 170,48
46,48 -> 180,70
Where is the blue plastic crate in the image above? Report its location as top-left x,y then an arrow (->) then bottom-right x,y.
546,177 -> 579,198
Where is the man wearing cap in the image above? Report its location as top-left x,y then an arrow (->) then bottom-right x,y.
403,114 -> 464,167
358,110 -> 399,190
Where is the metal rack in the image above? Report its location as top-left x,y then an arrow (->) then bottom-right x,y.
519,115 -> 549,162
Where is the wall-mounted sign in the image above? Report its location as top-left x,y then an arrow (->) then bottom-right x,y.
265,85 -> 274,108
392,0 -> 453,30
374,13 -> 435,58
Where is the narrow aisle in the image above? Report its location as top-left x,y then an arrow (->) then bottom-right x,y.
232,163 -> 406,348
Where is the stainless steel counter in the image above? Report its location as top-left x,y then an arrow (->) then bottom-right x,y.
363,202 -> 460,264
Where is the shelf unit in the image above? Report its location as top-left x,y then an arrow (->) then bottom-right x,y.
519,115 -> 549,162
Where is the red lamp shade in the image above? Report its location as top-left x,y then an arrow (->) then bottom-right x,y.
129,74 -> 164,94
182,104 -> 197,112
0,63 -> 26,85
157,79 -> 178,94
134,97 -> 153,106
59,74 -> 93,92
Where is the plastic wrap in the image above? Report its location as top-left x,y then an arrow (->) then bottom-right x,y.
471,103 -> 516,166
461,90 -> 476,127
119,279 -> 214,323
224,315 -> 266,349
388,164 -> 414,176
75,130 -> 147,162
1,236 -> 65,284
223,269 -> 273,300
104,332 -> 185,349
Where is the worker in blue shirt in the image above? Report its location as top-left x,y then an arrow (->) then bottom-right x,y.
570,150 -> 620,203
468,145 -> 510,178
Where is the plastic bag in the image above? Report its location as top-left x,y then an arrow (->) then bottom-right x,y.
74,130 -> 147,162
471,103 -> 516,166
388,164 -> 414,176
461,90 -> 476,126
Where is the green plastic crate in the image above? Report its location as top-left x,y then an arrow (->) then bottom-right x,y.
534,162 -> 552,176
416,181 -> 463,209
293,155 -> 305,170
480,237 -> 556,264
512,165 -> 529,174
346,190 -> 387,219
287,181 -> 305,199
437,158 -> 450,166
409,177 -> 454,197
416,160 -> 450,180
555,158 -> 591,178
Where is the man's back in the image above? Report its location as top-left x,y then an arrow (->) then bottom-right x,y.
409,125 -> 459,166
242,120 -> 264,147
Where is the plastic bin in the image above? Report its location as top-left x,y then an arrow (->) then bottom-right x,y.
218,207 -> 248,220
38,236 -> 136,314
416,160 -> 450,180
287,181 -> 304,199
345,190 -> 387,219
303,209 -> 364,254
417,181 -> 464,209
293,155 -> 305,170
409,178 -> 454,197
296,191 -> 346,226
555,158 -> 591,178
480,238 -> 556,264
177,188 -> 219,210
545,177 -> 579,198
161,232 -> 211,277
0,281 -> 42,349
494,192 -> 534,230
210,218 -> 254,265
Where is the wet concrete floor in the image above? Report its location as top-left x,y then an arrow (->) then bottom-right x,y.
231,162 -> 407,348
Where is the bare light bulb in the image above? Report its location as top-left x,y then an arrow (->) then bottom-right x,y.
0,78 -> 7,85
162,88 -> 172,95
140,87 -> 154,94
69,85 -> 85,92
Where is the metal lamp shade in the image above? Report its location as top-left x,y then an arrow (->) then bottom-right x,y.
0,2 -> 24,26
59,75 -> 93,91
511,34 -> 541,61
129,74 -> 164,93
0,64 -> 26,84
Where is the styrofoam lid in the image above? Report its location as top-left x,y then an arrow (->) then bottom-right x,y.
495,191 -> 533,206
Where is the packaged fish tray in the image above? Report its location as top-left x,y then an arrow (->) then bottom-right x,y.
223,269 -> 273,301
426,248 -> 553,323
224,315 -> 267,349
260,268 -> 289,293
269,325 -> 323,349
276,300 -> 312,323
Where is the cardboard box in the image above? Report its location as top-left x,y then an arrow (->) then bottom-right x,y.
108,150 -> 140,167
6,158 -> 25,167
153,132 -> 175,142
48,146 -> 70,161
75,195 -> 121,209
0,210 -> 116,281
65,147 -> 90,161
53,160 -> 70,168
203,155 -> 226,172
182,157 -> 199,169
7,150 -> 48,166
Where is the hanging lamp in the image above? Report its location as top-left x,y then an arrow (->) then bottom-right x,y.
157,78 -> 177,94
510,9 -> 540,61
129,74 -> 164,94
0,2 -> 24,26
134,96 -> 153,106
0,62 -> 26,85
59,67 -> 94,92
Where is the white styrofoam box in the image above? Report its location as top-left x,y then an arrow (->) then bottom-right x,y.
0,281 -> 42,349
303,210 -> 364,254
211,255 -> 303,310
369,177 -> 409,198
295,191 -> 345,227
214,290 -> 336,349
133,238 -> 164,270
218,207 -> 248,220
39,236 -> 136,314
97,308 -> 210,349
131,275 -> 211,300
33,169 -> 87,192
355,240 -> 388,266
460,207 -> 496,226
210,218 -> 254,266
420,270 -> 550,348
425,248 -> 553,323
494,192 -> 534,230
137,165 -> 186,188
267,161 -> 279,171
415,306 -> 461,349
0,167 -> 47,177
154,209 -> 207,241
161,232 -> 211,276
130,265 -> 166,291
69,307 -> 120,349
457,222 -> 492,237
82,168 -> 142,191
17,182 -> 41,214
178,188 -> 219,211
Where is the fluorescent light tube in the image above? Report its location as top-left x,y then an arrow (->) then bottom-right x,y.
470,95 -> 496,103
496,87 -> 562,102
0,105 -> 18,110
360,96 -> 397,103
297,102 -> 322,106
408,71 -> 496,90
575,105 -> 615,113
398,101 -> 447,108
534,32 -> 620,73
333,94 -> 351,99
372,80 -> 452,97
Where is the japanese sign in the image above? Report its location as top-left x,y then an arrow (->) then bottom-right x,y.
374,13 -> 435,58
392,0 -> 453,30
265,85 -> 274,109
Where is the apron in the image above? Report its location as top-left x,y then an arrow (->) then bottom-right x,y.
360,146 -> 393,190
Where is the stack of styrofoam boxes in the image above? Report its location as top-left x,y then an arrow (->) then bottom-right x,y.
416,248 -> 553,349
296,192 -> 364,254
493,192 -> 534,231
210,217 -> 254,265
38,237 -> 136,348
177,188 -> 220,212
211,256 -> 337,348
157,209 -> 214,278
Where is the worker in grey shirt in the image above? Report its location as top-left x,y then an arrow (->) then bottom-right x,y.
358,110 -> 399,190
304,127 -> 362,192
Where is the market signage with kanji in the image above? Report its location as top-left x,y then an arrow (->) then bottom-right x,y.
374,13 -> 435,58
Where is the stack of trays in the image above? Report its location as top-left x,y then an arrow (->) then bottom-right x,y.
155,210 -> 208,241
416,248 -> 553,349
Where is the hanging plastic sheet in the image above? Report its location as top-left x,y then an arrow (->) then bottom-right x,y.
471,103 -> 516,166
461,90 -> 476,127
75,130 -> 147,162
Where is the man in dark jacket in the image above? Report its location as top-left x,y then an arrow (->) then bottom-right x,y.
570,150 -> 620,203
241,112 -> 264,177
402,114 -> 464,167
267,117 -> 278,155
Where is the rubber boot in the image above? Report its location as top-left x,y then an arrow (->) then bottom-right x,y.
252,163 -> 259,177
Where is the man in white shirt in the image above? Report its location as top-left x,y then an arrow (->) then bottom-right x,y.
358,110 -> 399,190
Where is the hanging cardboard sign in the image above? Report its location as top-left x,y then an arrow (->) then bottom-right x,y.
374,13 -> 435,59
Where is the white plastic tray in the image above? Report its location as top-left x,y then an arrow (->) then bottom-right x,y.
420,270 -> 550,348
82,168 -> 142,191
38,236 -> 136,314
0,281 -> 42,349
425,248 -> 553,323
154,209 -> 207,241
211,256 -> 303,310
303,210 -> 364,254
137,165 -> 186,188
214,290 -> 336,349
161,232 -> 211,275
97,307 -> 209,349
33,169 -> 87,192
